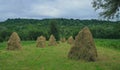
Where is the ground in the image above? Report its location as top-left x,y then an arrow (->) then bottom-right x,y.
0,40 -> 120,70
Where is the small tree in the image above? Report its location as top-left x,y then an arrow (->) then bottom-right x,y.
49,20 -> 59,41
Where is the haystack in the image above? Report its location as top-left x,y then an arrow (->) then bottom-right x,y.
60,37 -> 66,43
67,36 -> 74,45
36,36 -> 46,48
7,32 -> 22,50
68,27 -> 97,61
48,35 -> 57,46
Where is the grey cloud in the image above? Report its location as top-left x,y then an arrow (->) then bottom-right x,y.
0,0 -> 99,21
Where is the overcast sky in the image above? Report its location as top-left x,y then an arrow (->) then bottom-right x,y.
0,0 -> 100,21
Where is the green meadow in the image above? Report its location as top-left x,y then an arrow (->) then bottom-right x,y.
0,39 -> 120,70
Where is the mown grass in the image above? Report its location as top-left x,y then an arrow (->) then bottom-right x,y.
0,39 -> 120,70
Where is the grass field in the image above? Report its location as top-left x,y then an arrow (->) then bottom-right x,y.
0,39 -> 120,70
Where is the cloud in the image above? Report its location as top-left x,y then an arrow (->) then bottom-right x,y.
30,5 -> 61,17
0,0 -> 99,21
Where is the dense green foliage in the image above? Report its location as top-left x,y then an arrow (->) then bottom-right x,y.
92,0 -> 120,19
0,40 -> 120,70
49,20 -> 60,41
0,18 -> 120,42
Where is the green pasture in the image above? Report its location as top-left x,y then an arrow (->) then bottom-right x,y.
0,39 -> 120,70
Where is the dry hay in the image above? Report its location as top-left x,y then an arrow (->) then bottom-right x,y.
48,35 -> 57,46
68,27 -> 97,61
7,32 -> 22,50
67,36 -> 74,45
42,36 -> 46,41
60,37 -> 66,43
36,36 -> 46,48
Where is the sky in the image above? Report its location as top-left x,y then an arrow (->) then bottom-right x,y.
0,0 -> 100,21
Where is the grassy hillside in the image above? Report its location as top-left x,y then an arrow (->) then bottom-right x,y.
0,39 -> 120,70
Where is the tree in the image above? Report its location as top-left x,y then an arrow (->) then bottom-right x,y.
0,37 -> 3,42
92,0 -> 120,19
49,20 -> 60,41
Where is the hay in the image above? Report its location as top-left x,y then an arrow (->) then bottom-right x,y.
42,36 -> 46,41
48,35 -> 57,46
60,37 -> 66,43
36,36 -> 46,48
67,36 -> 74,45
68,27 -> 97,61
7,32 -> 22,50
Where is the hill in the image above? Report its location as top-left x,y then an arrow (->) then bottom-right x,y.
0,18 -> 120,42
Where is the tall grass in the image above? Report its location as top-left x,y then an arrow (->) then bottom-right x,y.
95,39 -> 120,50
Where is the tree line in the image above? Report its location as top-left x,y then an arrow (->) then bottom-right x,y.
0,18 -> 120,42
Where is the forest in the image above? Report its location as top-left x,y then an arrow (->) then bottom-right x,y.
0,18 -> 120,42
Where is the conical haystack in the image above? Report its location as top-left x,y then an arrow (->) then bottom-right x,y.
68,27 -> 97,61
48,35 -> 57,46
36,36 -> 46,48
7,32 -> 22,50
60,37 -> 66,43
67,36 -> 74,45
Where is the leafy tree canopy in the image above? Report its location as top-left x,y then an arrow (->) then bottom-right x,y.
92,0 -> 120,19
